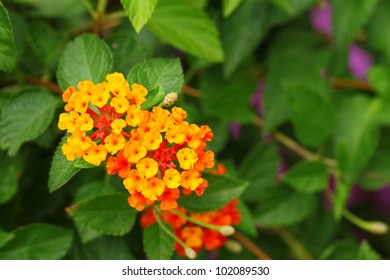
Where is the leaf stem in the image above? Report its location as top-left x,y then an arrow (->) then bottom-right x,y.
81,0 -> 95,17
93,0 -> 108,35
26,77 -> 63,95
330,78 -> 373,92
232,231 -> 272,260
273,228 -> 313,260
170,209 -> 228,233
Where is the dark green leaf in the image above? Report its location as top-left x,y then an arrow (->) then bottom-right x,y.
68,193 -> 137,236
127,58 -> 183,94
74,236 -> 134,260
148,0 -> 224,62
0,88 -> 60,156
221,0 -> 267,76
178,174 -> 249,212
356,241 -> 382,260
0,230 -> 13,250
284,78 -> 335,147
13,0 -> 86,19
57,34 -> 113,91
267,0 -> 293,14
367,65 -> 390,99
236,200 -> 257,237
0,223 -> 73,260
143,222 -> 174,260
48,135 -> 81,193
334,96 -> 382,184
74,221 -> 102,244
200,66 -> 256,123
332,0 -> 379,49
121,0 -> 158,33
141,86 -> 165,110
254,186 -> 316,227
0,162 -> 17,204
239,141 -> 279,201
206,119 -> 230,155
283,160 -> 328,193
320,239 -> 359,260
0,1 -> 16,72
222,0 -> 244,17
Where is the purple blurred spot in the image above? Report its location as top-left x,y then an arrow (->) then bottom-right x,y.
348,44 -> 373,80
230,122 -> 241,140
372,185 -> 390,216
310,1 -> 332,36
250,82 -> 264,116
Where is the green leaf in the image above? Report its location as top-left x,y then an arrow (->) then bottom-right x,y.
127,58 -> 183,94
283,160 -> 328,193
0,223 -> 73,260
147,0 -> 224,62
0,162 -> 18,204
68,193 -> 137,236
13,0 -> 86,19
56,34 -> 113,91
0,88 -> 60,156
178,174 -> 249,212
0,230 -> 13,250
0,1 -> 16,72
221,0 -> 267,76
200,66 -> 256,123
367,65 -> 390,99
367,1 -> 390,63
74,236 -> 134,260
334,96 -> 382,184
143,222 -> 174,260
239,141 -> 279,202
254,186 -> 316,227
267,0 -> 293,14
332,0 -> 379,49
48,136 -> 81,193
121,0 -> 158,33
356,241 -> 382,260
320,239 -> 359,260
206,119 -> 230,155
72,158 -> 96,169
333,181 -> 350,220
29,21 -> 66,70
236,200 -> 257,237
284,78 -> 335,147
141,86 -> 165,110
222,0 -> 244,17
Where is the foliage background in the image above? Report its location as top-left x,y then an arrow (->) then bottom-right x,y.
0,0 -> 389,260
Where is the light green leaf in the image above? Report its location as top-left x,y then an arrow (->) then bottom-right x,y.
0,223 -> 73,260
0,1 -> 16,72
284,78 -> 335,147
367,65 -> 390,99
221,0 -> 267,77
236,200 -> 257,237
0,88 -> 60,156
74,236 -> 134,260
254,186 -> 316,226
0,162 -> 17,204
147,0 -> 224,62
334,96 -> 382,184
48,135 -> 80,193
140,86 -> 165,110
56,34 -> 113,91
356,240 -> 382,260
143,222 -> 174,260
68,193 -> 137,236
332,0 -> 379,49
283,160 -> 328,193
127,58 -> 183,94
200,66 -> 256,123
333,181 -> 350,220
222,0 -> 244,17
121,0 -> 158,33
0,230 -> 13,250
239,141 -> 279,201
178,174 -> 249,212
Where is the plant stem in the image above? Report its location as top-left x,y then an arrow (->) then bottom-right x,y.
93,0 -> 108,35
330,78 -> 373,92
273,228 -> 313,260
81,0 -> 95,17
181,85 -> 202,98
232,231 -> 272,260
26,77 -> 63,95
170,209 -> 224,231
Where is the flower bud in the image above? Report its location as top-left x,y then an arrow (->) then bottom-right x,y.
219,226 -> 235,236
185,248 -> 197,259
163,92 -> 178,107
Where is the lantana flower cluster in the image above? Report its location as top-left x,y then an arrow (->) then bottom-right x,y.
58,73 -> 215,211
141,199 -> 241,257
